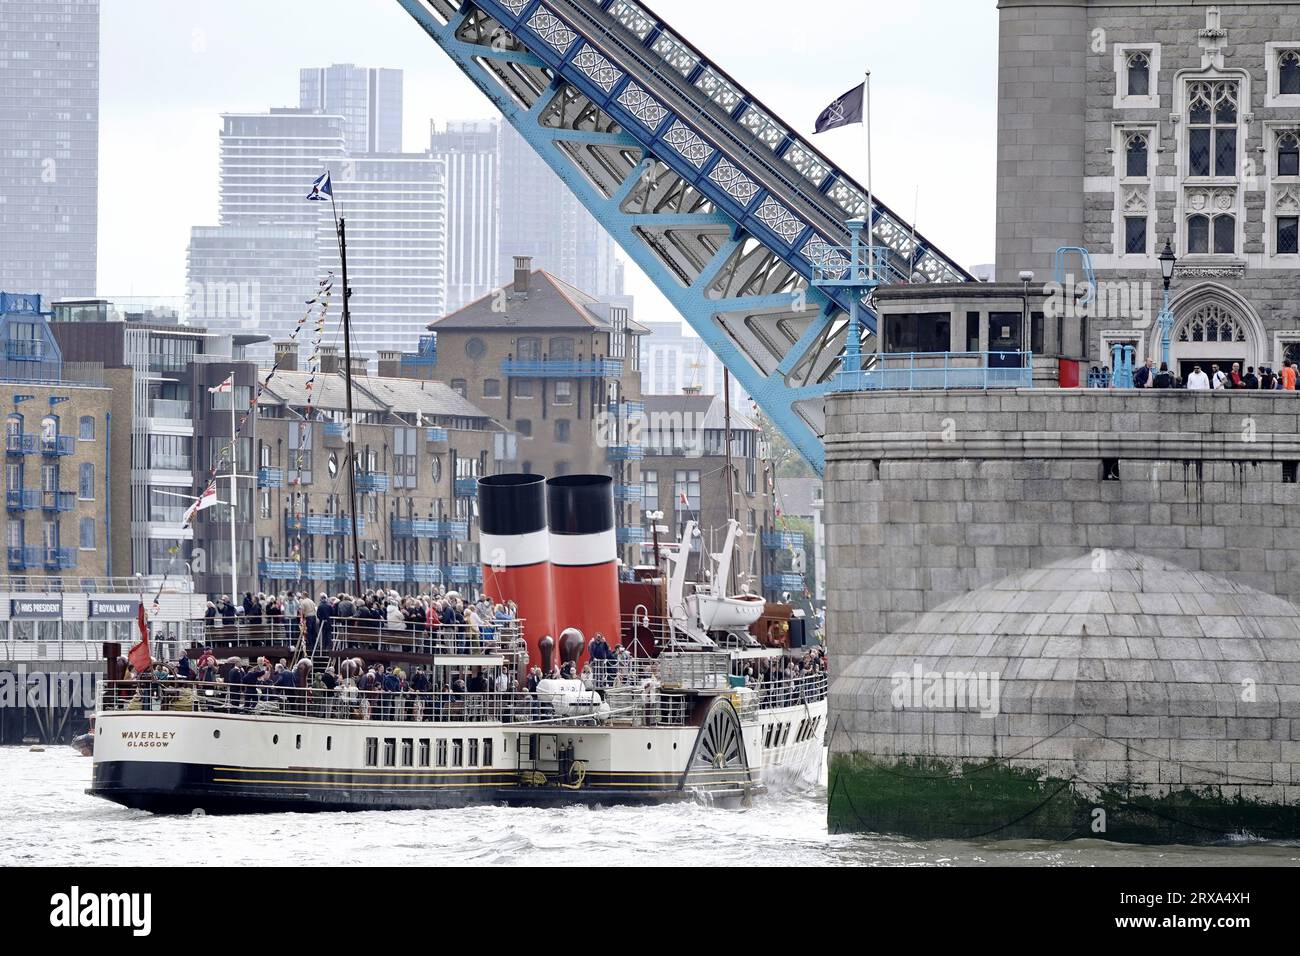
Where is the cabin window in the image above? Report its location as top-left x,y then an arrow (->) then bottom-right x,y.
468,738 -> 479,766
482,738 -> 494,767
365,737 -> 378,767
452,739 -> 464,767
401,738 -> 414,767
383,738 -> 396,767
418,739 -> 431,767
436,739 -> 448,767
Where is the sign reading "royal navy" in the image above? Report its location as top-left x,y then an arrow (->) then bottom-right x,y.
89,599 -> 140,619
10,598 -> 63,619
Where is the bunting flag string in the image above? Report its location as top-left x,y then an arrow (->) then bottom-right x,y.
143,274 -> 336,620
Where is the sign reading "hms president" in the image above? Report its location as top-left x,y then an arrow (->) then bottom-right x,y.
10,598 -> 63,619
89,599 -> 140,619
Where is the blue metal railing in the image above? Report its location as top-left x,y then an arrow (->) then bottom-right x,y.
5,489 -> 41,512
7,545 -> 42,570
763,572 -> 804,591
366,561 -> 408,580
606,444 -> 645,462
40,435 -> 74,456
444,564 -> 481,585
322,422 -> 346,440
425,427 -> 448,443
257,466 -> 284,489
42,490 -> 75,513
355,472 -> 389,493
762,530 -> 805,549
613,484 -> 644,504
5,434 -> 35,455
392,518 -> 468,539
285,514 -> 367,535
401,334 -> 438,368
501,358 -> 623,378
258,559 -> 304,579
617,527 -> 646,545
5,339 -> 45,361
454,477 -> 478,498
607,400 -> 646,417
1087,367 -> 1113,388
409,563 -> 445,584
834,351 -> 1034,392
303,560 -> 349,579
44,547 -> 75,570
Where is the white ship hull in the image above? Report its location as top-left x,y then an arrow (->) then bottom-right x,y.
89,695 -> 826,813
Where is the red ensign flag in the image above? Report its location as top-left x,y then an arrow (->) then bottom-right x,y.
127,602 -> 151,672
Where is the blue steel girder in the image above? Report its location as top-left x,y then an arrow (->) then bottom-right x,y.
394,0 -> 971,472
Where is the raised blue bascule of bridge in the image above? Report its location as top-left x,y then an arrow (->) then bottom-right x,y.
395,0 -> 972,474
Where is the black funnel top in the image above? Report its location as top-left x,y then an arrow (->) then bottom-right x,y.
546,474 -> 614,535
478,473 -> 547,536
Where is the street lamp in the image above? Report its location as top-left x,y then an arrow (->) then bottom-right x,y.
1157,238 -> 1177,367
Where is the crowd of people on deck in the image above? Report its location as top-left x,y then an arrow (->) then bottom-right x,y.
202,588 -> 518,654
1109,357 -> 1300,390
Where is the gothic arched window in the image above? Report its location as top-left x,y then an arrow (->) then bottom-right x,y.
1187,212 -> 1236,255
1187,81 -> 1238,177
1125,132 -> 1149,178
1177,303 -> 1246,343
1281,50 -> 1300,96
1278,131 -> 1300,178
1127,52 -> 1151,97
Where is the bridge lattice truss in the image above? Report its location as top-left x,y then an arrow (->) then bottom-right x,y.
396,0 -> 972,472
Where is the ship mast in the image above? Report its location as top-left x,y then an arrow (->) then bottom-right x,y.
335,214 -> 364,596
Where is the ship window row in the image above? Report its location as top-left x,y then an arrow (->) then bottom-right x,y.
365,736 -> 495,769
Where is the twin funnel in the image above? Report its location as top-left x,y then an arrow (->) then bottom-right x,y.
477,473 -> 621,669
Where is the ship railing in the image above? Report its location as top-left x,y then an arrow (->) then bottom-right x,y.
600,684 -> 692,727
97,679 -> 552,725
581,656 -> 660,691
196,619 -> 528,661
750,672 -> 828,709
658,651 -> 734,690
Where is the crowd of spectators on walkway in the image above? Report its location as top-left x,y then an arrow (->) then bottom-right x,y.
1111,357 -> 1300,390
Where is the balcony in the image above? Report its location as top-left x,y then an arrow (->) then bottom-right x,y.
425,427 -> 448,444
5,339 -> 45,362
454,477 -> 478,498
616,527 -> 646,545
763,572 -> 804,591
5,489 -> 41,512
7,546 -> 42,570
409,563 -> 445,584
284,514 -> 366,535
613,484 -> 644,504
147,399 -> 192,421
607,400 -> 646,417
366,561 -> 407,581
44,547 -> 76,571
322,422 -> 346,446
400,334 -> 437,368
258,559 -> 303,579
763,530 -> 805,550
42,490 -> 75,513
501,358 -> 623,378
606,444 -> 645,462
257,466 -> 284,489
391,518 -> 467,540
4,434 -> 34,456
40,435 -> 74,457
355,472 -> 388,493
443,564 -> 481,585
303,560 -> 348,579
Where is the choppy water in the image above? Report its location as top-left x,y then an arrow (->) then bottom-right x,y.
4,748 -> 1298,866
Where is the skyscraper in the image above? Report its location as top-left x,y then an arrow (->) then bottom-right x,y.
498,124 -> 623,300
190,76 -> 446,358
429,119 -> 500,312
0,0 -> 99,300
299,64 -> 403,154
316,154 -> 445,361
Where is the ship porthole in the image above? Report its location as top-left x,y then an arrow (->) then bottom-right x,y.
673,742 -> 677,750
273,734 -> 279,745
295,735 -> 302,750
326,736 -> 332,751
213,730 -> 220,739
646,742 -> 651,750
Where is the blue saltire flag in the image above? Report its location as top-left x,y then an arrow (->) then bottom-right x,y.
306,171 -> 333,201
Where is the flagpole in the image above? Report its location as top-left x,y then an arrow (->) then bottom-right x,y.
230,386 -> 238,604
328,184 -> 364,598
865,69 -> 874,282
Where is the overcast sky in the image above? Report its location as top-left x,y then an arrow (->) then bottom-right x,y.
99,0 -> 997,321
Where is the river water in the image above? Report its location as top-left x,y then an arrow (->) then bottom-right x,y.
3,748 -> 1298,866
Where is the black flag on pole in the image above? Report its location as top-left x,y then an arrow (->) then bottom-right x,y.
813,82 -> 864,133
